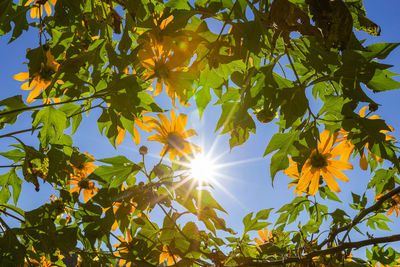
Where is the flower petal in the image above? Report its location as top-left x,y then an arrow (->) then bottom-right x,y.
297,168 -> 312,192
27,85 -> 42,103
369,115 -> 381,120
148,134 -> 164,143
318,130 -> 336,154
44,2 -> 52,16
155,80 -> 163,96
13,72 -> 29,81
132,125 -> 141,145
321,169 -> 340,193
157,113 -> 171,132
116,127 -> 126,146
255,238 -> 263,246
159,252 -> 168,265
333,141 -> 354,162
182,129 -> 197,139
175,113 -> 187,134
359,106 -> 368,118
284,158 -> 299,179
21,80 -> 35,90
326,166 -> 349,182
329,160 -> 353,171
170,109 -> 177,131
359,151 -> 368,170
308,169 -> 321,196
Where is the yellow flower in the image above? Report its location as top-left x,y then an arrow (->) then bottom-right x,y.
116,114 -> 154,146
25,0 -> 57,19
255,228 -> 273,245
148,110 -> 199,160
13,50 -> 62,103
114,231 -> 135,267
138,39 -> 195,107
159,245 -> 181,266
137,14 -> 197,107
49,194 -> 71,225
25,248 -> 64,267
68,153 -> 98,203
335,106 -> 395,170
69,178 -> 98,203
376,193 -> 400,217
387,195 -> 400,217
293,130 -> 353,196
109,201 -> 136,231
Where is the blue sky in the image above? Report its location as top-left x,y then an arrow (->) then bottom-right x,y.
1,0 -> 400,259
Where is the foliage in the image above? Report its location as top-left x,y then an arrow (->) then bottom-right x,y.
0,0 -> 400,266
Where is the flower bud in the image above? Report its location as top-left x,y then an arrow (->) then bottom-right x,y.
139,146 -> 148,155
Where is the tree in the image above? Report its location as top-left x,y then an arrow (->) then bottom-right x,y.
0,0 -> 400,266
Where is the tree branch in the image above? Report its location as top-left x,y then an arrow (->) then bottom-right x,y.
319,186 -> 400,249
243,234 -> 400,266
0,93 -> 107,118
0,102 -> 104,139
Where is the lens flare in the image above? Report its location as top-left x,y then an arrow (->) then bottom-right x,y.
188,153 -> 216,183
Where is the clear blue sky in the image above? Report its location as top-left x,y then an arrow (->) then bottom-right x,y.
1,0 -> 400,259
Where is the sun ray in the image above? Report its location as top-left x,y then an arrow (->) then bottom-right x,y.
215,157 -> 264,168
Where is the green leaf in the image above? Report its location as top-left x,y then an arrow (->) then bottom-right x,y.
98,156 -> 132,165
0,186 -> 10,204
0,168 -> 22,205
0,95 -> 28,129
0,149 -> 24,162
0,0 -> 11,22
256,208 -> 273,220
215,102 -> 239,132
32,106 -> 67,148
319,186 -> 342,203
59,103 -> 82,134
55,227 -> 78,253
0,4 -> 29,42
242,212 -> 271,234
366,69 -> 400,92
264,131 -> 299,182
193,190 -> 226,213
89,156 -> 141,188
362,43 -> 400,60
165,0 -> 191,10
347,1 -> 380,36
97,108 -> 119,147
195,87 -> 212,118
366,213 -> 392,231
8,169 -> 22,205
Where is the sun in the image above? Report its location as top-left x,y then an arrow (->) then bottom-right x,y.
188,153 -> 217,183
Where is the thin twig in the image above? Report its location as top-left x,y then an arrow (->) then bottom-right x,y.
0,93 -> 107,118
157,203 -> 191,243
0,127 -> 41,139
0,164 -> 22,168
0,209 -> 25,222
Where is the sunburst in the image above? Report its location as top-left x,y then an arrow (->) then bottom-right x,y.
188,152 -> 218,184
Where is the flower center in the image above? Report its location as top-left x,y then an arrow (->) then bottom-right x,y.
155,61 -> 169,79
78,179 -> 90,189
167,133 -> 185,150
310,152 -> 328,168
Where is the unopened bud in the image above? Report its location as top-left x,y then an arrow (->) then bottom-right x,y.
139,146 -> 148,155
